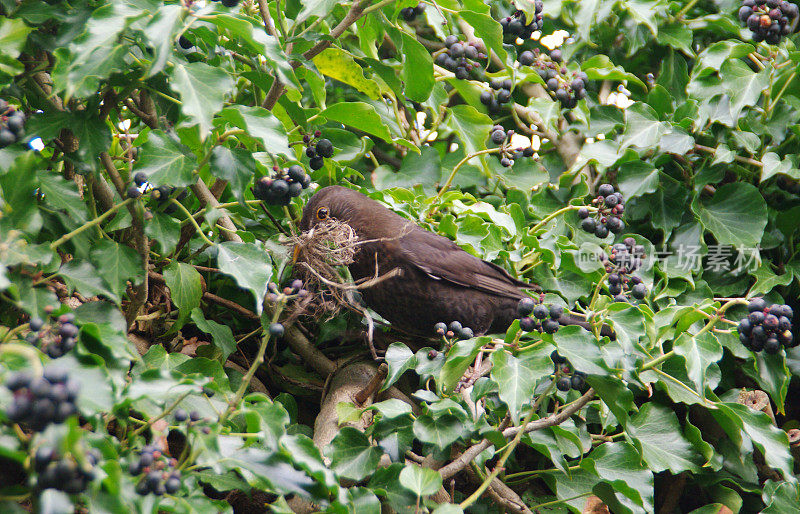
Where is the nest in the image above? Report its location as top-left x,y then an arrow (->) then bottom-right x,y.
286,218 -> 364,317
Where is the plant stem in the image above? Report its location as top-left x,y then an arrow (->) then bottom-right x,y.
640,298 -> 748,372
49,198 -> 134,250
170,199 -> 216,246
767,70 -> 796,113
218,305 -> 284,424
131,390 -> 192,436
429,148 -> 500,213
460,380 -> 556,508
674,0 -> 701,19
529,492 -> 592,510
528,205 -> 587,233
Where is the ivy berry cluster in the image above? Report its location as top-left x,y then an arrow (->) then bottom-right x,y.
578,183 -> 625,237
738,0 -> 798,44
552,351 -> 586,392
487,125 -> 535,167
129,172 -> 187,203
253,165 -> 312,206
600,238 -> 648,302
26,312 -> 78,359
500,4 -> 544,39
35,446 -> 100,494
303,131 -> 335,170
267,279 -> 309,304
130,445 -> 183,496
4,368 -> 79,431
738,298 -> 794,353
400,3 -> 426,21
435,36 -> 487,80
0,99 -> 25,148
434,321 -> 475,340
516,297 -> 562,334
480,79 -> 514,114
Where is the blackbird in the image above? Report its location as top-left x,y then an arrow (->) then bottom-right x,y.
298,186 -> 602,338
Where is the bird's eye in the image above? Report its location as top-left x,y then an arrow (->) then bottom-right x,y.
316,207 -> 329,220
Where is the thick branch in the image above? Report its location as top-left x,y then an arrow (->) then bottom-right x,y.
190,178 -> 243,243
100,152 -> 149,327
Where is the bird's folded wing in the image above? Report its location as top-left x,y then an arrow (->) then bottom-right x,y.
396,229 -> 535,299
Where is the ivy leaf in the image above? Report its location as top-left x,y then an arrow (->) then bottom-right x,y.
59,260 -> 119,304
295,0 -> 339,25
327,427 -> 382,482
720,60 -> 768,120
39,174 -> 87,223
319,102 -> 393,143
692,41 -> 754,78
625,403 -> 705,473
672,332 -> 722,394
313,48 -> 382,101
382,343 -> 417,391
413,414 -> 467,450
692,182 -> 767,248
89,240 -> 143,295
171,62 -> 234,138
712,403 -> 795,480
398,464 -> 442,497
439,337 -> 486,392
145,212 -> 181,255
220,106 -> 293,158
164,261 -> 203,331
490,350 -> 550,423
135,131 -> 195,187
580,442 -> 654,512
0,18 -> 32,83
445,104 -> 492,155
210,146 -> 255,205
142,4 -> 183,77
553,326 -> 609,375
459,11 -> 507,65
191,308 -> 237,360
216,242 -> 272,315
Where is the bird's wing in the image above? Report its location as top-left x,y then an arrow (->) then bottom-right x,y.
394,227 -> 535,299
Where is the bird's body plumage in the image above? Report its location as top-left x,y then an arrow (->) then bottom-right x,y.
299,186 -> 533,336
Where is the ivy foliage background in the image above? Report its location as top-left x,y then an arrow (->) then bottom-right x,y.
1,0 -> 800,512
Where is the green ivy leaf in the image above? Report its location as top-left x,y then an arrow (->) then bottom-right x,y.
382,343 -> 417,391
313,48 -> 382,101
625,403 -> 706,473
398,464 -> 442,497
171,62 -> 234,138
135,131 -> 196,187
59,260 -> 119,304
216,242 -> 272,315
191,308 -> 237,360
164,261 -> 203,331
490,350 -> 550,423
327,427 -> 383,481
692,182 -> 767,248
89,240 -> 143,295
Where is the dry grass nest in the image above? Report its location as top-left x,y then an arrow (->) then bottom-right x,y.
285,218 -> 363,317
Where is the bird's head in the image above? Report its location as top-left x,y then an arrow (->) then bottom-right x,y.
299,185 -> 377,233
295,185 -> 408,265
300,186 -> 359,232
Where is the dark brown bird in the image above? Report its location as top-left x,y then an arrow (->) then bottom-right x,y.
298,186 -> 597,338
